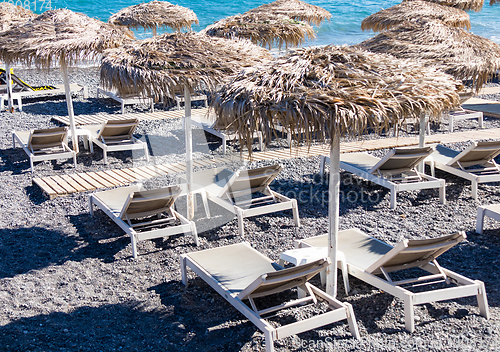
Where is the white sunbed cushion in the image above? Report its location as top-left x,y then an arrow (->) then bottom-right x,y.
186,242 -> 280,295
14,130 -> 31,145
340,152 -> 380,173
429,145 -> 459,165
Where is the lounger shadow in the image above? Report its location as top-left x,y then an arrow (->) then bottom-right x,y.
181,242 -> 360,351
295,228 -> 490,332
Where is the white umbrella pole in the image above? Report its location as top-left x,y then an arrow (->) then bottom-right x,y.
184,85 -> 194,219
418,115 -> 426,172
61,58 -> 79,153
5,62 -> 13,112
326,135 -> 340,297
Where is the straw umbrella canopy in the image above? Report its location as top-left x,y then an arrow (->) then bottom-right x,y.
101,32 -> 272,218
361,0 -> 471,31
0,3 -> 35,31
108,1 -> 198,36
0,8 -> 134,152
212,45 -> 461,297
357,20 -> 500,93
202,12 -> 315,49
419,0 -> 484,11
0,3 -> 36,112
248,0 -> 331,26
491,0 -> 499,4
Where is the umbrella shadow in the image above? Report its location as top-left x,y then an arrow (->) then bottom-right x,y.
0,300 -> 228,352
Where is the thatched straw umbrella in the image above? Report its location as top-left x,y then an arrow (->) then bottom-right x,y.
491,0 -> 499,4
202,12 -> 315,49
101,32 -> 272,218
0,8 -> 134,152
419,0 -> 484,11
108,0 -> 198,36
248,0 -> 331,26
357,20 -> 500,93
212,45 -> 461,297
361,0 -> 471,31
0,3 -> 36,112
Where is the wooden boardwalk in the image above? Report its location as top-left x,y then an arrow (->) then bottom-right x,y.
52,107 -> 211,126
33,128 -> 500,199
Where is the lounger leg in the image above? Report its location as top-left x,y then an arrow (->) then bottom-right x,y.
144,144 -> 150,162
73,152 -> 77,168
287,132 -> 291,147
237,208 -> 244,236
89,196 -> 94,216
471,181 -> 478,200
439,182 -> 446,205
345,303 -> 360,339
130,233 -> 138,259
180,255 -> 188,286
476,207 -> 485,234
191,221 -> 199,246
319,155 -> 326,179
340,259 -> 350,295
404,295 -> 415,332
258,132 -> 263,151
121,101 -> 125,114
12,133 -> 15,148
30,157 -> 34,175
449,115 -> 454,133
292,199 -> 300,227
200,191 -> 211,218
390,190 -> 397,209
222,135 -> 227,155
476,280 -> 490,319
103,149 -> 108,164
264,329 -> 274,352
478,112 -> 484,128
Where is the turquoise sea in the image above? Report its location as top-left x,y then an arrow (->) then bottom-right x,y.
18,0 -> 500,45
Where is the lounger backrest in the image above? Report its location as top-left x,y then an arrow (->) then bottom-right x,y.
237,257 -> 330,300
98,119 -> 139,142
448,141 -> 500,168
228,164 -> 283,199
119,185 -> 181,220
369,147 -> 434,175
366,232 -> 465,274
28,127 -> 68,151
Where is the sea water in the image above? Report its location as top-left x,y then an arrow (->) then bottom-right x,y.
11,0 -> 500,46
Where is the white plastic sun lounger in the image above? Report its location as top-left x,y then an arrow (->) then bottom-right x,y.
190,111 -> 263,155
181,242 -> 360,351
89,184 -> 198,258
97,87 -> 154,114
426,141 -> 500,200
12,127 -> 77,174
320,146 -> 446,209
84,118 -> 150,164
476,203 -> 500,234
295,228 -> 490,332
205,164 -> 300,236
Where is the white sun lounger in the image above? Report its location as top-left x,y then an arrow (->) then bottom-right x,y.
190,111 -> 263,155
12,127 -> 77,174
205,164 -> 300,235
181,242 -> 360,351
84,118 -> 150,164
426,141 -> 500,200
476,203 -> 500,234
295,228 -> 490,332
89,184 -> 198,258
97,87 -> 154,114
321,146 -> 446,209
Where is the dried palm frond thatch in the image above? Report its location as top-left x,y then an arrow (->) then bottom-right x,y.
362,0 -> 471,31
108,1 -> 198,33
0,3 -> 35,31
491,0 -> 499,4
201,12 -> 315,49
213,45 -> 461,151
357,20 -> 500,92
248,0 -> 331,26
417,0 -> 484,11
0,8 -> 134,69
100,32 -> 272,100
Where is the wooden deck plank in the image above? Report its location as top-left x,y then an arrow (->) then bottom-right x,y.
60,174 -> 87,192
41,176 -> 67,195
33,178 -> 58,199
95,170 -> 126,186
86,172 -> 115,188
128,167 -> 154,179
50,175 -> 77,194
143,165 -> 169,176
153,164 -> 173,174
135,166 -> 162,178
119,168 -> 145,181
77,172 -> 106,188
101,170 -> 129,185
66,174 -> 95,191
110,169 -> 138,182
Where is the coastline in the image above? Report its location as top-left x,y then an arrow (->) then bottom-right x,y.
1,66 -> 500,351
